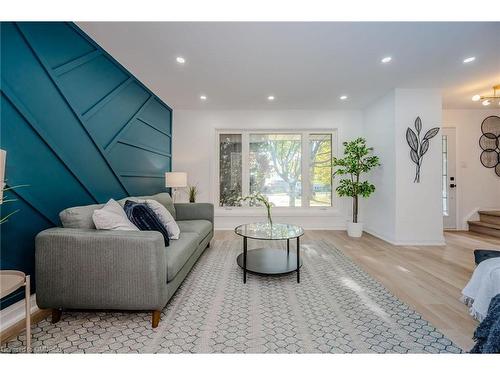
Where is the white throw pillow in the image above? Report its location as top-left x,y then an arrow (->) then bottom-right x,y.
138,199 -> 180,240
92,199 -> 139,231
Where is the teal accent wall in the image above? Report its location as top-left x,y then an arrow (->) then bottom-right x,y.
0,22 -> 173,308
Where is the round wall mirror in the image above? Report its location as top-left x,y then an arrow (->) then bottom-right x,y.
479,115 -> 500,177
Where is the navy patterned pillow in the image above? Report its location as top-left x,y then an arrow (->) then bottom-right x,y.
474,249 -> 500,265
124,200 -> 170,247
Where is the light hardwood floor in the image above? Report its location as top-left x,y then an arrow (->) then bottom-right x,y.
215,229 -> 500,351
0,308 -> 50,345
2,230 -> 498,351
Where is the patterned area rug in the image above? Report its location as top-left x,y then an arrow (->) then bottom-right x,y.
2,239 -> 462,353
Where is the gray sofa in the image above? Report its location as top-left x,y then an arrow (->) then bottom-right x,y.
35,193 -> 213,328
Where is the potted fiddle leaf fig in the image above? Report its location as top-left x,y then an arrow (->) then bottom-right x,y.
332,138 -> 380,237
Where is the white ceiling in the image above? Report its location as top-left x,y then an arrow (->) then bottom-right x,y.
78,22 -> 500,110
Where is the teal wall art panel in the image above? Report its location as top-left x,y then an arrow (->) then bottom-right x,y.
0,22 -> 173,309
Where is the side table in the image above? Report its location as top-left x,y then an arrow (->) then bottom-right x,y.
0,270 -> 31,353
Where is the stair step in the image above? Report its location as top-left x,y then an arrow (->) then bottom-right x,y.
468,221 -> 500,229
468,220 -> 500,239
478,210 -> 500,217
478,211 -> 500,226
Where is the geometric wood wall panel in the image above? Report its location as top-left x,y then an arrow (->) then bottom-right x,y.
0,22 -> 172,308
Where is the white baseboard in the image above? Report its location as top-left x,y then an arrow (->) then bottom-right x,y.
363,227 -> 398,244
390,240 -> 446,246
0,294 -> 39,333
364,228 -> 445,246
214,213 -> 349,231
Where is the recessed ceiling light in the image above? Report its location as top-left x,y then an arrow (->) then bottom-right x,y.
381,56 -> 392,63
267,95 -> 275,101
200,95 -> 207,101
176,56 -> 186,64
340,95 -> 348,100
482,100 -> 490,106
472,95 -> 481,102
463,56 -> 476,64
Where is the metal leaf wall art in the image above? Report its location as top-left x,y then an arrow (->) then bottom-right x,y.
406,117 -> 439,183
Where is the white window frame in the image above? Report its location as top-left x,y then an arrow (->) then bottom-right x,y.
214,129 -> 339,216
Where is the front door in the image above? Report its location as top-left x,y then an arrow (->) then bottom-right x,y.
442,128 -> 457,229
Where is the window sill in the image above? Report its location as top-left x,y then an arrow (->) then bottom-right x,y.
215,207 -> 342,217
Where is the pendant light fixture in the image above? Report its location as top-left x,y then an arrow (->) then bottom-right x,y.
472,85 -> 500,106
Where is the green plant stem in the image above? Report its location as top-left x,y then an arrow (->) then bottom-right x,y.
239,193 -> 273,225
0,209 -> 20,224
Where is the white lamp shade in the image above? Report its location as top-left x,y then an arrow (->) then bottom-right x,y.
0,149 -> 6,204
165,172 -> 187,188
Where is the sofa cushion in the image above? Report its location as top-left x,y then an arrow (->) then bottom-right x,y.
177,220 -> 212,241
60,203 -> 104,229
129,198 -> 180,240
474,249 -> 500,265
93,199 -> 139,231
133,193 -> 176,219
123,200 -> 169,246
59,193 -> 175,229
165,232 -> 199,282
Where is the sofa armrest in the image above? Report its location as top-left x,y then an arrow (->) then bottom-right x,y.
174,203 -> 214,225
35,228 -> 167,310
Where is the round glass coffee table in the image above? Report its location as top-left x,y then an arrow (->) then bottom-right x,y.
235,222 -> 304,283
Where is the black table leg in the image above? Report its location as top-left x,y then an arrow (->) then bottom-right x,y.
243,236 -> 247,283
296,236 -> 300,283
287,238 -> 290,256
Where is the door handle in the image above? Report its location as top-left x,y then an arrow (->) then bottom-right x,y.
449,184 -> 456,188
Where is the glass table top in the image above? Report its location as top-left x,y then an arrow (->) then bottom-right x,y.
234,222 -> 304,240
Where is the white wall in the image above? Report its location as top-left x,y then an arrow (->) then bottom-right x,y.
394,89 -> 443,244
173,110 -> 363,229
362,91 -> 396,242
172,100 -> 488,244
362,89 -> 444,245
442,109 -> 500,229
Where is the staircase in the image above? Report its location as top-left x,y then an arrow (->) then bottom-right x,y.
468,211 -> 500,238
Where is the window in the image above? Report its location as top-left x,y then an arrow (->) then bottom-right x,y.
219,134 -> 242,207
218,130 -> 335,208
250,134 -> 302,207
442,135 -> 448,216
309,134 -> 332,207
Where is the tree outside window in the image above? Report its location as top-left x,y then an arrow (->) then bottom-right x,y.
218,131 -> 334,208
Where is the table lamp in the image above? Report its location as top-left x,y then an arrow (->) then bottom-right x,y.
165,172 -> 187,203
